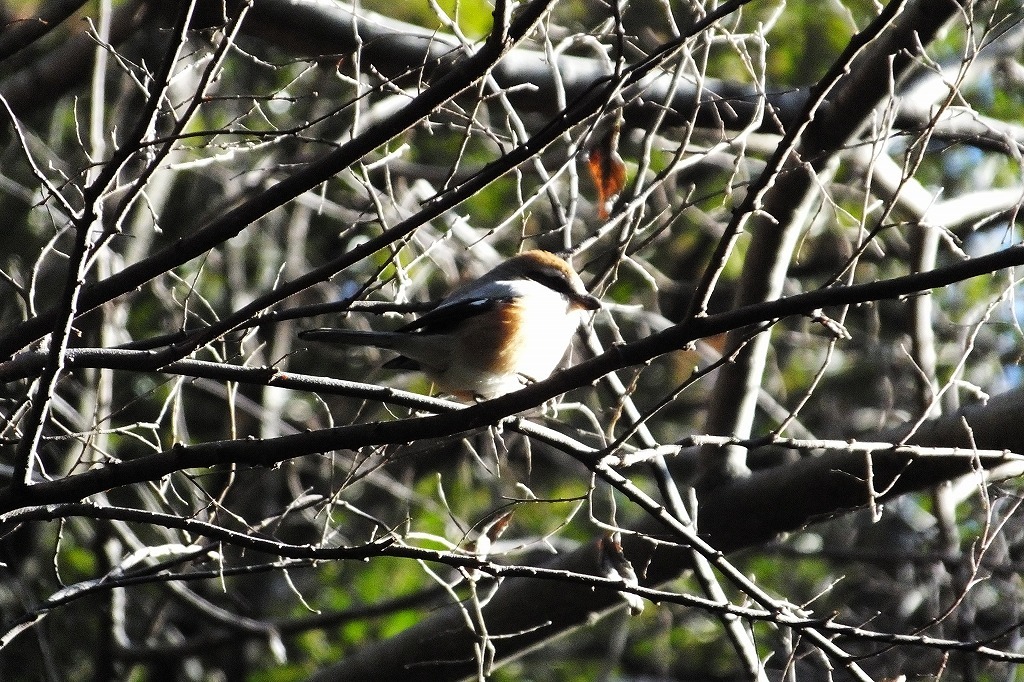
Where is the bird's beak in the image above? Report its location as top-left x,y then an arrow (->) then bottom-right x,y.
576,293 -> 602,311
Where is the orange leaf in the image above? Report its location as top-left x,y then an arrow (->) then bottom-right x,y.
587,125 -> 626,220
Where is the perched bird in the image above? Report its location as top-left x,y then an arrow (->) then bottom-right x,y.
300,250 -> 601,400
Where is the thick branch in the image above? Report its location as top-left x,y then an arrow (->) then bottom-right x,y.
1,241 -> 1021,510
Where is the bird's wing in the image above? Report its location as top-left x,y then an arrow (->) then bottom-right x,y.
395,296 -> 512,334
299,328 -> 383,344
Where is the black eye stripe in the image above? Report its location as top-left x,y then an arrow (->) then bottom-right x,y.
527,270 -> 576,297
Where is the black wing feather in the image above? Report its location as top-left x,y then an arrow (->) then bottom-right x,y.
395,297 -> 510,334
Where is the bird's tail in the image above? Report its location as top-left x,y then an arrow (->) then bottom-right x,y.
299,328 -> 407,352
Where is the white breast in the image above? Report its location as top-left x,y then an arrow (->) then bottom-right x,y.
507,280 -> 584,377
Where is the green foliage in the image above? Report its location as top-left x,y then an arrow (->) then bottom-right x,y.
58,544 -> 98,580
364,0 -> 494,37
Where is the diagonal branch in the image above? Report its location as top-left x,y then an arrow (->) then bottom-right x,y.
0,0 -> 758,363
1,239 -> 1021,510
